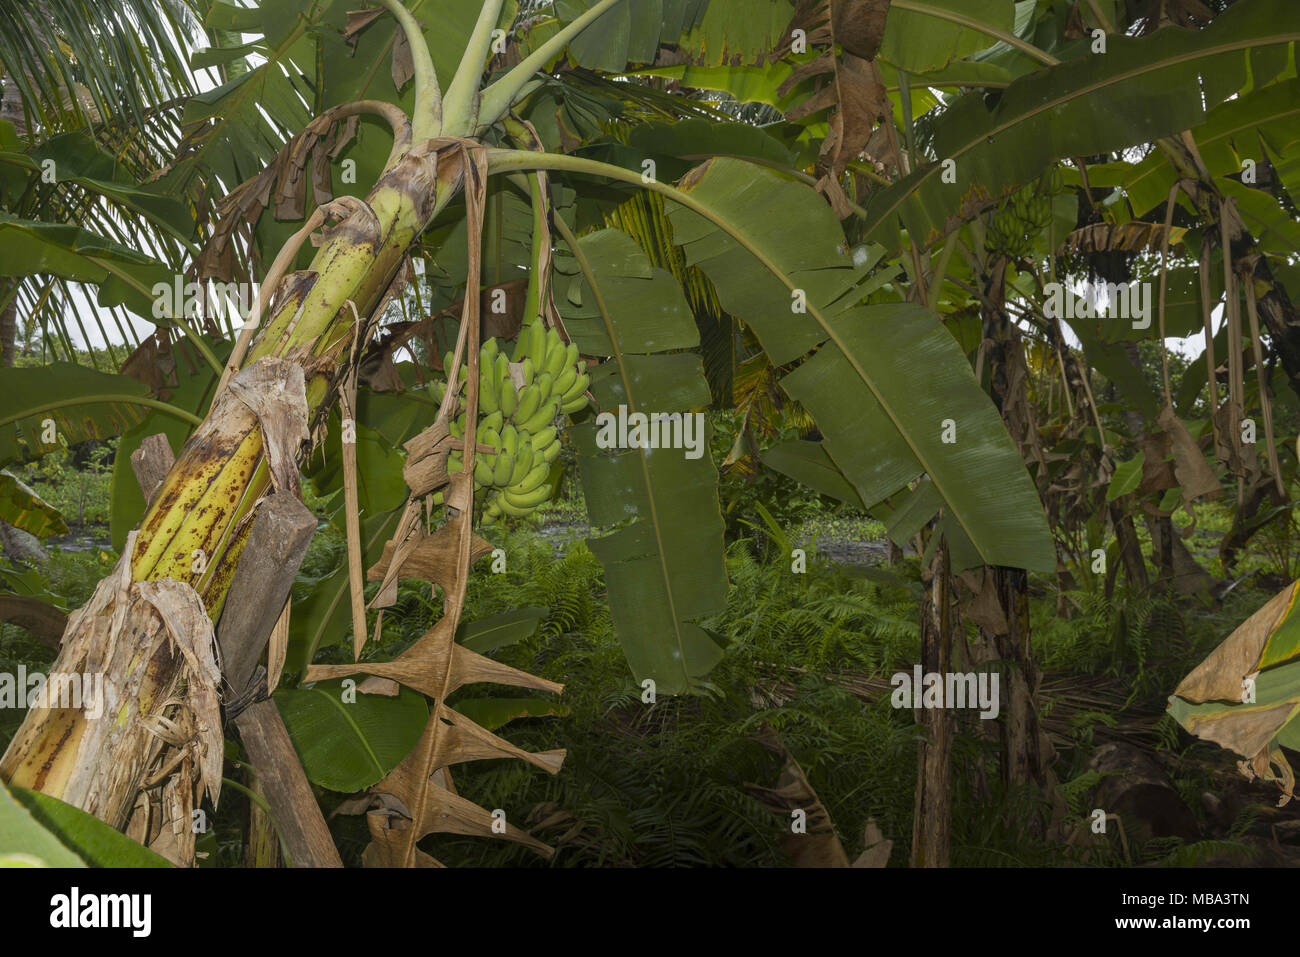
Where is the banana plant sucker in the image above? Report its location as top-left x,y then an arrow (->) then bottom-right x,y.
0,0 -> 628,824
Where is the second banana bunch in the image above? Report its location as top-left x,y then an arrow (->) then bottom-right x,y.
433,319 -> 591,521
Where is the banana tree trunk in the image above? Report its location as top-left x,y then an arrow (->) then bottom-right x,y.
0,289 -> 15,367
911,533 -> 952,867
977,258 -> 1060,829
0,134 -> 467,833
1159,133 -> 1300,400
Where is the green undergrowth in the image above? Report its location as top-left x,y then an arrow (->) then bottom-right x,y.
0,494 -> 1283,867
321,523 -> 1276,867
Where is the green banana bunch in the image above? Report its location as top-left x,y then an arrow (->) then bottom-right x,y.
437,319 -> 590,522
986,164 -> 1063,260
987,180 -> 1055,260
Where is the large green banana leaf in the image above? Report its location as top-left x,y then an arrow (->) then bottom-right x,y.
665,157 -> 1055,571
7,785 -> 172,867
275,678 -> 430,792
0,132 -> 195,243
0,363 -> 155,464
558,226 -> 730,694
0,470 -> 67,539
878,0 -> 1016,74
0,213 -> 175,318
1122,75 -> 1300,216
867,0 -> 1300,250
532,0 -> 791,71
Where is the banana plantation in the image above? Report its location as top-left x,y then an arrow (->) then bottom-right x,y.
1,0 -> 1300,879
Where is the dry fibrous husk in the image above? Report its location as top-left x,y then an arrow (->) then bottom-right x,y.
0,532 -> 224,853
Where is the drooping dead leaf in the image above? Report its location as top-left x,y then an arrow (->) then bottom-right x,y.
776,0 -> 890,61
1177,698 -> 1299,805
338,354 -> 368,660
195,101 -> 410,281
357,676 -> 400,696
1058,221 -> 1186,256
366,521 -> 494,597
1182,701 -> 1296,760
355,704 -> 561,867
775,2 -> 892,217
402,421 -> 452,496
743,725 -> 853,867
1138,429 -> 1177,497
1155,404 -> 1221,502
305,604 -> 561,700
1174,582 -> 1297,703
1238,746 -> 1296,806
391,27 -> 414,90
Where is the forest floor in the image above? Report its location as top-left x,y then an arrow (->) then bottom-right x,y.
10,490 -> 1300,866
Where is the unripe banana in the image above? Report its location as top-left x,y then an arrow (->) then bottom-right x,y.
477,411 -> 503,440
505,482 -> 551,509
527,319 -> 546,365
512,461 -> 550,495
485,343 -> 502,391
562,372 -> 590,404
521,356 -> 535,386
518,397 -> 559,434
542,438 -> 562,462
499,372 -> 518,417
510,443 -> 533,484
501,424 -> 518,457
535,371 -> 554,405
483,338 -> 499,359
450,414 -> 465,439
474,455 -> 494,486
531,425 -> 557,449
543,328 -> 566,378
479,370 -> 499,413
553,363 -> 577,397
497,495 -> 533,518
481,426 -> 501,454
514,382 -> 541,424
493,449 -> 515,486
